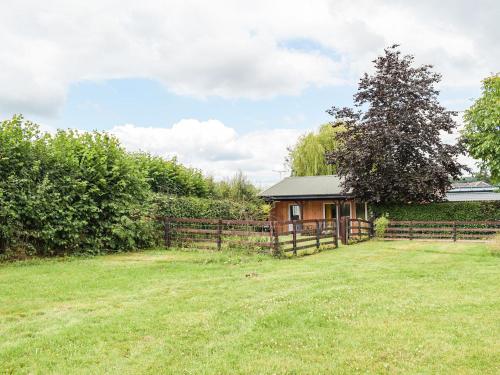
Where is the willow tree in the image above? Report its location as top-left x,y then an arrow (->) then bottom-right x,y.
327,45 -> 466,203
287,124 -> 344,176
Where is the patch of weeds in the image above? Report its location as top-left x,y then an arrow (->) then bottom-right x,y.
489,233 -> 500,256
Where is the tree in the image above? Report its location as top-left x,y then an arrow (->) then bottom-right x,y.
210,171 -> 261,205
326,45 -> 466,203
461,74 -> 500,183
287,124 -> 344,176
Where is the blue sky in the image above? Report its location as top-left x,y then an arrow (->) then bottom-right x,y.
53,79 -> 356,133
0,0 -> 497,185
53,78 -> 480,133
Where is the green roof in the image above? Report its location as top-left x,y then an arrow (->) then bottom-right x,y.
259,175 -> 350,199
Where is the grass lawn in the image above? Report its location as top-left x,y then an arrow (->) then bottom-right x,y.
1,241 -> 499,374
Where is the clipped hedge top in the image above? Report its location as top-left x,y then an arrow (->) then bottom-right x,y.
372,201 -> 500,221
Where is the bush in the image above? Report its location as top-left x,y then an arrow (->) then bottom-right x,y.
374,215 -> 390,239
372,201 -> 500,221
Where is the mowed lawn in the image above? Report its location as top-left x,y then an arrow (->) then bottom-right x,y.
1,242 -> 499,374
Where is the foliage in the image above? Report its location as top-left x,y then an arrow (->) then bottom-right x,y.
0,116 -> 43,256
327,45 -> 466,204
373,215 -> 390,238
472,165 -> 496,185
462,74 -> 500,183
130,155 -> 265,204
1,242 -> 498,374
210,171 -> 262,205
287,123 -> 344,176
455,169 -> 495,185
152,194 -> 267,221
0,116 -> 267,258
133,153 -> 210,197
372,201 -> 500,221
44,129 -> 152,254
0,116 -> 153,257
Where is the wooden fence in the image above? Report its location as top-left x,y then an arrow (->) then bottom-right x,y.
162,218 -> 340,255
343,218 -> 373,244
160,217 -> 498,250
384,220 -> 500,241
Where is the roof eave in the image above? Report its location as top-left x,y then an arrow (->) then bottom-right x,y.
260,194 -> 353,201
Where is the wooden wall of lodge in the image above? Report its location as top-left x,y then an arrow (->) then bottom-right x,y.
269,199 -> 360,222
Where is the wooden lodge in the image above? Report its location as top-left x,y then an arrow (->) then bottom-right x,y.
259,175 -> 368,234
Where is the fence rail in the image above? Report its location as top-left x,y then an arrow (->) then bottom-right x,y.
161,217 -> 497,250
346,218 -> 373,243
162,218 -> 340,255
384,220 -> 500,241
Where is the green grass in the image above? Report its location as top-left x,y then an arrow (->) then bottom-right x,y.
1,241 -> 499,374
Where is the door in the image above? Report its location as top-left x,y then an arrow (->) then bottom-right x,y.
289,204 -> 301,231
324,203 -> 337,231
340,201 -> 352,243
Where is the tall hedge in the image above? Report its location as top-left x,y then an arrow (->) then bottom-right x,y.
152,194 -> 266,221
0,116 -> 267,259
133,153 -> 210,197
372,201 -> 500,221
0,116 -> 156,257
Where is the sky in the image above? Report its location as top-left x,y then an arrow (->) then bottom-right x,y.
1,0 -> 498,187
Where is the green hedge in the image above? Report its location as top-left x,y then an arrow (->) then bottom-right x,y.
0,117 -> 268,259
0,117 -> 158,258
372,201 -> 500,221
152,194 -> 267,221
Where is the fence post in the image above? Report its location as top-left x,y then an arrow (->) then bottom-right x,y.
217,219 -> 222,250
273,221 -> 280,255
409,221 -> 413,241
339,217 -> 345,245
269,221 -> 274,255
292,220 -> 297,256
345,217 -> 350,244
334,219 -> 339,248
274,222 -> 280,253
453,221 -> 457,242
315,220 -> 320,249
164,218 -> 171,248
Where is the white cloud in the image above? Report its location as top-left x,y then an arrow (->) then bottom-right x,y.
110,117 -> 477,188
110,119 -> 302,187
0,0 -> 498,115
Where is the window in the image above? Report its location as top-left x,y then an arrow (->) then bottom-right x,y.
356,202 -> 366,220
341,202 -> 351,218
289,204 -> 301,220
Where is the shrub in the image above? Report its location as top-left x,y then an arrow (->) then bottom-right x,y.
374,215 -> 390,239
